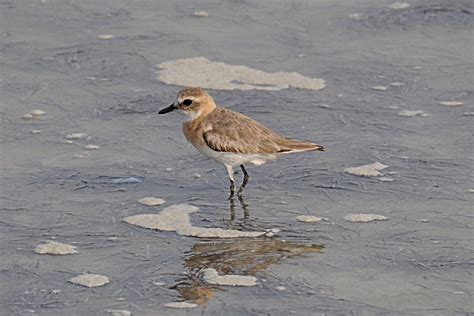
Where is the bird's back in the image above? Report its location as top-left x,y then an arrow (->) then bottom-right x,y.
189,107 -> 323,155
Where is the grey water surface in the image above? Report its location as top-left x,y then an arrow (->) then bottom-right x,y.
1,0 -> 473,315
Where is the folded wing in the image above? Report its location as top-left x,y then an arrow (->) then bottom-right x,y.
203,108 -> 323,154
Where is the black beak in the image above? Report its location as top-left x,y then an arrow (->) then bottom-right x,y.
158,103 -> 177,114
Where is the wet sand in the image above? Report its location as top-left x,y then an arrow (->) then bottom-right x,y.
0,0 -> 473,315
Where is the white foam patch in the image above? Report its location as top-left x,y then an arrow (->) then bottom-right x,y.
165,302 -> 197,309
84,144 -> 101,150
344,162 -> 389,177
124,204 -> 268,238
66,133 -> 87,139
296,215 -> 322,223
97,34 -> 115,39
398,110 -> 428,117
389,2 -> 410,9
69,273 -> 109,288
371,85 -> 388,91
390,82 -> 405,86
30,109 -> 45,116
156,57 -> 325,91
107,310 -> 131,316
21,109 -> 45,119
202,268 -> 257,286
138,197 -> 166,206
193,10 -> 209,17
34,241 -> 78,255
343,214 -> 388,222
438,101 -> 463,106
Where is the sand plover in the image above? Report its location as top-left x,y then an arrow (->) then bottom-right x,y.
159,87 -> 324,197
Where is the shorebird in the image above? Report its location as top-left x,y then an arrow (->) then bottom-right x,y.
159,87 -> 324,197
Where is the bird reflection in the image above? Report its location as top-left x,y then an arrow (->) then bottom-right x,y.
229,194 -> 249,221
175,238 -> 324,306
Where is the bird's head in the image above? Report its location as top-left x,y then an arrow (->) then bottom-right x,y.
159,87 -> 216,121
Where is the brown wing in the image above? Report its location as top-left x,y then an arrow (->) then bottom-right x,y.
202,108 -> 299,154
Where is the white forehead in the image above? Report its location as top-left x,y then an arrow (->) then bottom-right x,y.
177,95 -> 199,103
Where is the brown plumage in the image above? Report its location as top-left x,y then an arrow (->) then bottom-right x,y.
159,87 -> 324,197
200,107 -> 323,154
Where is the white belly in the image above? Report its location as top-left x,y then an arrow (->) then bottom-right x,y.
198,145 -> 276,167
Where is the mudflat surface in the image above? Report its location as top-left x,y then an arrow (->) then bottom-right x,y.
1,1 -> 473,315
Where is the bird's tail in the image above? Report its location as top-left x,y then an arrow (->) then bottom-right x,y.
278,139 -> 324,153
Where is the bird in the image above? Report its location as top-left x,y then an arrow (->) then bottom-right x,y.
158,87 -> 324,197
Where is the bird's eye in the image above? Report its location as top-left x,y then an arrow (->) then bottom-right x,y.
182,99 -> 193,106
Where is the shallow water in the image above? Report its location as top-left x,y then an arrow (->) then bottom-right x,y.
0,0 -> 473,315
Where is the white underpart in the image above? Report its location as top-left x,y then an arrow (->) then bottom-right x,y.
199,144 -> 277,167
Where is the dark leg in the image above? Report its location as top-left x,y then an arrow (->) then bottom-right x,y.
229,179 -> 236,199
229,196 -> 236,221
237,165 -> 250,195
